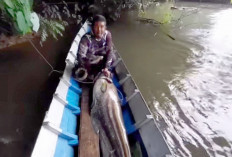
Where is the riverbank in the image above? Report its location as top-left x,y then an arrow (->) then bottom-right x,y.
0,33 -> 39,50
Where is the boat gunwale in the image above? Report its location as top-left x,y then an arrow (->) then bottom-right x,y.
32,20 -> 172,157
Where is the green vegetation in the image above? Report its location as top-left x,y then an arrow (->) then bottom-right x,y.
0,1 -> 78,45
38,1 -> 81,45
138,2 -> 174,24
39,15 -> 65,46
0,0 -> 35,34
0,0 -> 175,46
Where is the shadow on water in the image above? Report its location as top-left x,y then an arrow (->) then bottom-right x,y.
0,25 -> 79,157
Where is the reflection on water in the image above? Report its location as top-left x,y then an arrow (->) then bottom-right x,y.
165,8 -> 232,156
110,2 -> 232,157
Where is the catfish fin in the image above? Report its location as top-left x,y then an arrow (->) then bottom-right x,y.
110,149 -> 116,156
101,81 -> 107,93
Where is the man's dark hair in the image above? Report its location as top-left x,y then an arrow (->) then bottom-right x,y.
92,15 -> 106,26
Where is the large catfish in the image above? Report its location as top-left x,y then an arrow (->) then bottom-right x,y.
91,73 -> 131,157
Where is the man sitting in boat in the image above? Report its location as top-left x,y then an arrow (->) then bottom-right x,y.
75,15 -> 115,82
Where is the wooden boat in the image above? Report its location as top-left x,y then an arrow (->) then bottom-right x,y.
31,21 -> 172,157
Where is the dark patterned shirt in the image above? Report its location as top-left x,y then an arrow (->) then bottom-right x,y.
77,30 -> 115,76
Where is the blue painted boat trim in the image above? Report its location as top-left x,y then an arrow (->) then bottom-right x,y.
70,77 -> 82,94
52,23 -> 148,156
54,77 -> 81,157
54,137 -> 75,157
53,71 -> 148,157
113,71 -> 148,157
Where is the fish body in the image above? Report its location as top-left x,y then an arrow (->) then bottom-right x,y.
91,74 -> 131,157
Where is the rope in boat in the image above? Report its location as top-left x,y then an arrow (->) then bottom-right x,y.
74,75 -> 124,105
28,39 -> 63,76
28,38 -> 124,104
74,79 -> 94,84
117,88 -> 124,105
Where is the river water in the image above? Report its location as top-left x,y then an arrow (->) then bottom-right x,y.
110,2 -> 232,157
0,2 -> 232,157
0,27 -> 78,156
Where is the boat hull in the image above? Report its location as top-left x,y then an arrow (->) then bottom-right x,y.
31,21 -> 172,157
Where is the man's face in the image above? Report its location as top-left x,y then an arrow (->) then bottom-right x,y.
93,21 -> 106,39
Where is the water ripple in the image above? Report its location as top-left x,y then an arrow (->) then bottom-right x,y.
154,8 -> 232,157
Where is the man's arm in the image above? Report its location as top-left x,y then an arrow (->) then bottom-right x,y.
77,37 -> 89,67
105,31 -> 115,70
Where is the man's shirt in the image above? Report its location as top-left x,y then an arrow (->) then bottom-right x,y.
77,30 -> 115,75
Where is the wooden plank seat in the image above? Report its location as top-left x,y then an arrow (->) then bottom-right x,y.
78,85 -> 100,157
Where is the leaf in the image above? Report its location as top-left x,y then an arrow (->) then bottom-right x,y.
29,0 -> 34,8
30,12 -> 40,32
14,0 -> 23,10
25,0 -> 31,9
41,29 -> 48,41
17,0 -> 25,5
16,11 -> 29,34
23,6 -> 32,27
38,14 -> 65,43
6,8 -> 15,17
17,0 -> 31,9
3,0 -> 14,9
40,28 -> 48,46
54,22 -> 65,31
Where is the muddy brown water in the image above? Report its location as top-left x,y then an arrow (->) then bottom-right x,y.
0,26 -> 79,156
1,2 -> 232,157
109,2 -> 232,157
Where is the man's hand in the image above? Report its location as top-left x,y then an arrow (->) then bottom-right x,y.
102,68 -> 111,78
102,68 -> 112,83
89,56 -> 103,65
